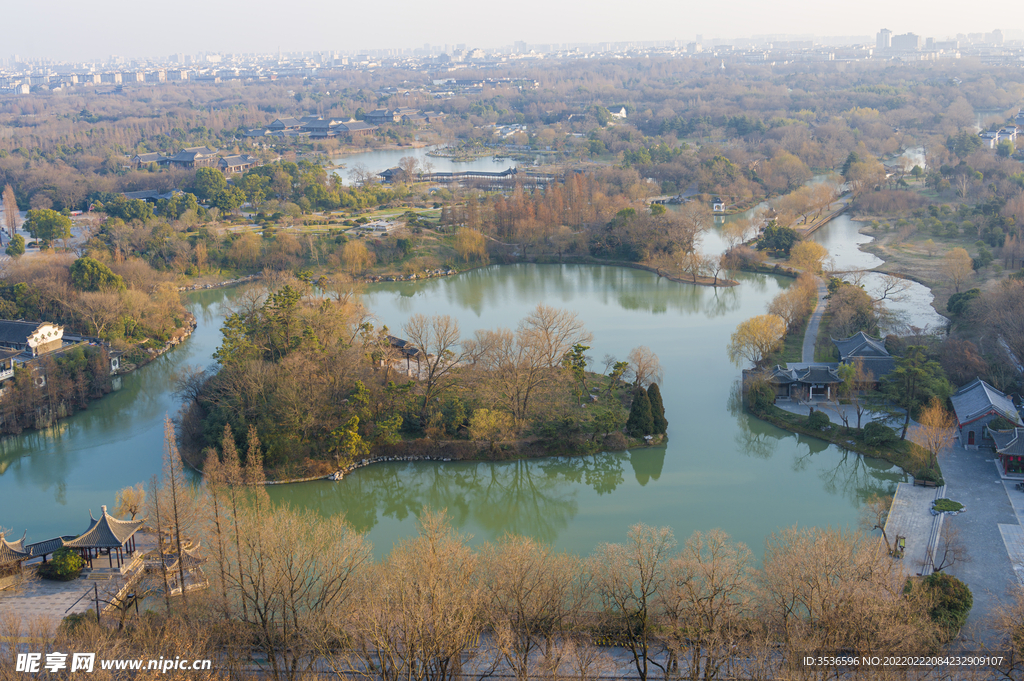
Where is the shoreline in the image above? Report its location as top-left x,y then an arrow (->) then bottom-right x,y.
360,256 -> 739,288
223,434 -> 667,486
741,206 -> 947,481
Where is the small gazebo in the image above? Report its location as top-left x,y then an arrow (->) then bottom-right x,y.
62,505 -> 145,570
0,531 -> 29,579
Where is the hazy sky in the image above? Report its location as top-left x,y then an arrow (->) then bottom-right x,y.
8,0 -> 1023,62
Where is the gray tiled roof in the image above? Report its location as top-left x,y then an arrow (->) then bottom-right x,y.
338,120 -> 377,132
950,378 -> 1022,426
62,506 -> 145,549
833,331 -> 889,360
991,427 -> 1024,456
132,152 -> 166,163
166,146 -> 217,162
25,536 -> 78,557
796,365 -> 842,384
0,321 -> 48,346
0,532 -> 28,565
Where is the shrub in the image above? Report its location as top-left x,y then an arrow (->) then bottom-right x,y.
921,573 -> 973,641
58,610 -> 98,636
864,421 -> 897,446
603,431 -> 628,450
807,410 -> 831,431
38,547 -> 85,581
933,498 -> 964,513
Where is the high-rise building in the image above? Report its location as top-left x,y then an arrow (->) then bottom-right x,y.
876,28 -> 892,50
891,33 -> 921,50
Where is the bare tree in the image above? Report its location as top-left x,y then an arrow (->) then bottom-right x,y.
627,346 -> 664,388
2,185 -> 18,237
348,510 -> 483,681
660,529 -> 753,681
115,483 -> 146,520
705,254 -> 724,286
860,493 -> 894,555
669,202 -> 712,254
932,524 -> 970,573
71,291 -> 124,338
872,272 -> 913,303
521,304 -> 593,369
591,523 -> 676,681
403,313 -> 465,418
481,535 -> 589,680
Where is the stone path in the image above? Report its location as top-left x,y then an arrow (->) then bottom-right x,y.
884,482 -> 944,577
937,443 -> 1022,644
801,276 -> 827,363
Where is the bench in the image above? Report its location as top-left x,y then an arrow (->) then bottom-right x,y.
913,479 -> 938,488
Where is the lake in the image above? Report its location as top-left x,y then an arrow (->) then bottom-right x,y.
0,264 -> 908,558
332,145 -> 517,185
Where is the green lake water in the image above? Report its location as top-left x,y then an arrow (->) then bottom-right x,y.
0,264 -> 905,558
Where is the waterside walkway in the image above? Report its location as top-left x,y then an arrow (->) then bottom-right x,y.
883,482 -> 946,577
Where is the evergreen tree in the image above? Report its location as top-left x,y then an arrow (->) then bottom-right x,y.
647,382 -> 668,434
626,386 -> 654,438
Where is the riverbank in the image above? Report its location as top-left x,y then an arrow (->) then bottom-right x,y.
751,402 -> 939,483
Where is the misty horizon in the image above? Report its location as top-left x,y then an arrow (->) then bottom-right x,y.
6,0 -> 1024,62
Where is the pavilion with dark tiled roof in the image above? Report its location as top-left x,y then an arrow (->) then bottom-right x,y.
950,378 -> 1023,449
766,363 -> 842,401
991,427 -> 1024,475
0,531 -> 29,578
831,331 -> 895,379
61,505 -> 145,569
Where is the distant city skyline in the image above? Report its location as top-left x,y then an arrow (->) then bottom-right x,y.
7,0 -> 1024,62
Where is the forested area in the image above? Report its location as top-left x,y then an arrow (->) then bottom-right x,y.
178,277 -> 658,477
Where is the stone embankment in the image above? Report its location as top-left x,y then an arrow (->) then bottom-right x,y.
177,274 -> 259,292
361,268 -> 457,283
140,312 -> 197,363
327,454 -> 456,481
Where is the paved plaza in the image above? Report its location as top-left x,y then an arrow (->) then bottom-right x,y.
938,443 -> 1024,644
0,573 -> 117,631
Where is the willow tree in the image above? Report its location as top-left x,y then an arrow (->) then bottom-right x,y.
454,227 -> 488,263
727,314 -> 786,368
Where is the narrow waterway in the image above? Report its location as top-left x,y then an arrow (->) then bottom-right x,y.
808,214 -> 947,333
0,288 -> 238,539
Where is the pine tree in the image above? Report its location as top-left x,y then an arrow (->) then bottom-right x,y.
626,386 -> 654,438
647,382 -> 668,435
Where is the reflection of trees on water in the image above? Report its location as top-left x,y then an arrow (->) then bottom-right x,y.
0,426 -> 74,504
282,452 -> 639,545
703,287 -> 741,318
542,453 -> 626,496
365,264 -> 749,321
727,380 -> 902,504
728,380 -> 780,460
628,447 -> 666,486
801,447 -> 904,508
